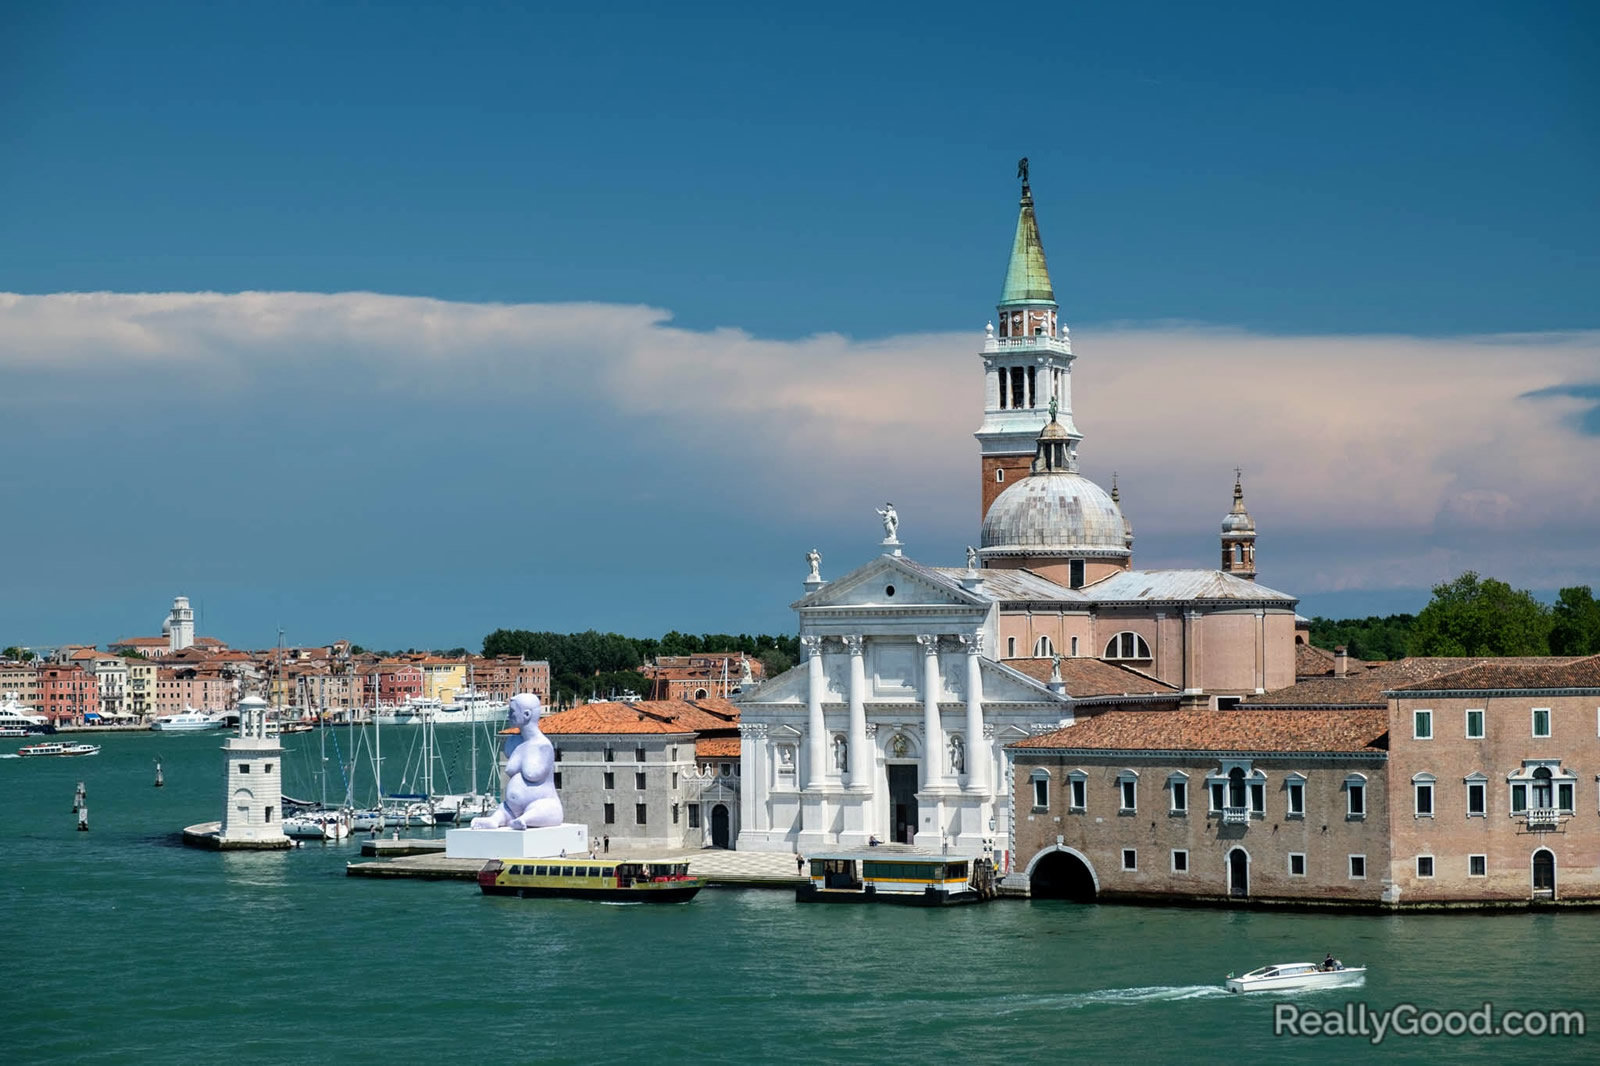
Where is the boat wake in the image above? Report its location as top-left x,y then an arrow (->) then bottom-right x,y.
0,753 -> 20,759
1016,984 -> 1231,1012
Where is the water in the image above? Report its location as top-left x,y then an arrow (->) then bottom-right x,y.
6,732 -> 1597,1063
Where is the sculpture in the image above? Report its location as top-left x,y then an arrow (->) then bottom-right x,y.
806,548 -> 821,582
966,545 -> 978,569
949,734 -> 965,774
1017,156 -> 1029,185
833,734 -> 848,772
876,502 -> 899,541
471,694 -> 562,830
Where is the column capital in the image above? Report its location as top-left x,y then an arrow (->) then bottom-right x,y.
800,634 -> 824,656
842,634 -> 865,656
916,634 -> 940,654
959,632 -> 984,656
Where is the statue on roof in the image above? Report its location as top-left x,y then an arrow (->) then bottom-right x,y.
806,548 -> 821,582
1016,156 -> 1029,185
966,545 -> 978,570
876,502 -> 899,542
1048,395 -> 1058,422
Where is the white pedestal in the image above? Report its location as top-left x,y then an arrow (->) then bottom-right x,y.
445,824 -> 589,860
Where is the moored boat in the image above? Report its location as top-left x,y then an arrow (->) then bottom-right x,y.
0,694 -> 51,732
18,741 -> 101,757
797,849 -> 998,906
1225,961 -> 1366,993
477,858 -> 704,903
150,709 -> 227,732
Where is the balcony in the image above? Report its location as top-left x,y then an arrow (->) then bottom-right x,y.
1221,807 -> 1249,825
982,334 -> 1072,356
1524,808 -> 1561,829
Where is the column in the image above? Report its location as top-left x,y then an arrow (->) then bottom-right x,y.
1182,609 -> 1202,697
802,635 -> 827,791
963,633 -> 987,795
739,724 -> 762,837
917,635 -> 946,791
844,636 -> 869,791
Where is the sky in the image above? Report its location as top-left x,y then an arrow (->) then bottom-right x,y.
1,1 -> 1596,651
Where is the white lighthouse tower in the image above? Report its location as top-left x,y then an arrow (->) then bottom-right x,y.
218,694 -> 289,848
167,596 -> 195,653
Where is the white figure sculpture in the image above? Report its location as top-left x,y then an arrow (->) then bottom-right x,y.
966,545 -> 978,569
471,693 -> 562,830
833,734 -> 848,772
806,548 -> 822,582
949,734 -> 965,775
876,502 -> 899,541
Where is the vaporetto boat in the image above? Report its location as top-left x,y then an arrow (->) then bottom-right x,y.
1225,961 -> 1366,993
797,848 -> 999,906
477,858 -> 704,903
18,741 -> 101,758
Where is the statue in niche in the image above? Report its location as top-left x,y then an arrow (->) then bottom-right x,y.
949,734 -> 965,775
471,694 -> 562,830
779,745 -> 795,773
891,733 -> 909,758
806,548 -> 821,582
876,502 -> 899,541
833,735 -> 848,772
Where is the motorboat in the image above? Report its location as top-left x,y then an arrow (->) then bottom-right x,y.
150,709 -> 227,732
433,689 -> 509,725
18,741 -> 101,757
1225,961 -> 1366,994
0,694 -> 50,731
283,809 -> 350,842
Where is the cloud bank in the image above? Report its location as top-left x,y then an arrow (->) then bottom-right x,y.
3,291 -> 1597,601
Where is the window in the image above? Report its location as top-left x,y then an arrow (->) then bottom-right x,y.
720,762 -> 731,776
1169,774 -> 1188,814
1416,855 -> 1435,878
995,469 -> 1004,483
1030,770 -> 1049,810
1121,849 -> 1137,872
688,803 -> 701,828
1070,636 -> 1079,657
240,764 -> 250,774
1288,853 -> 1306,876
1413,773 -> 1435,818
1117,771 -> 1137,813
1413,709 -> 1432,740
1346,774 -> 1366,818
1349,855 -> 1366,879
672,803 -> 680,825
1209,781 -> 1225,813
1069,773 -> 1087,811
553,747 -> 563,762
1034,635 -> 1054,657
1171,849 -> 1189,873
635,771 -> 646,790
553,772 -> 562,789
603,803 -> 615,824
1468,855 -> 1487,877
1069,559 -> 1086,589
1103,632 -> 1152,660
1285,776 -> 1305,818
604,746 -> 615,763
1532,708 -> 1551,738
1467,776 -> 1486,816
1511,782 -> 1527,813
1249,780 -> 1265,816
635,803 -> 647,825
604,771 -> 614,790
1465,709 -> 1484,739
635,746 -> 646,761
1006,637 -> 1016,657
671,771 -> 678,789
264,762 -> 273,773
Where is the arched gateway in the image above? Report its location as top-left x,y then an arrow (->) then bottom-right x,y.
1027,846 -> 1098,901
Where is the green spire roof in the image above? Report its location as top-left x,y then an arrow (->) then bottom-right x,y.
999,187 -> 1055,307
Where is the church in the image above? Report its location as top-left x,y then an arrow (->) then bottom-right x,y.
734,169 -> 1301,859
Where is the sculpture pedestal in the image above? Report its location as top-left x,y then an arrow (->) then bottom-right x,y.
445,824 -> 589,860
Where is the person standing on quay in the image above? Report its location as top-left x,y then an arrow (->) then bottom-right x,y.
797,854 -> 805,876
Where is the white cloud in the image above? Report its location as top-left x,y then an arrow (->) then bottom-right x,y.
3,291 -> 1597,596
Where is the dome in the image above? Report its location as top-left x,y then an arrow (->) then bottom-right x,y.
980,470 -> 1132,557
1222,474 -> 1256,535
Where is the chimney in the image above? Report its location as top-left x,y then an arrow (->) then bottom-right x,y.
1334,646 -> 1349,678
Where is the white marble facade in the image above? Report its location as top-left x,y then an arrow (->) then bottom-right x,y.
735,554 -> 1071,858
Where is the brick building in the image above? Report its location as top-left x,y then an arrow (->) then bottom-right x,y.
1011,709 -> 1390,906
36,664 -> 98,724
642,654 -> 763,702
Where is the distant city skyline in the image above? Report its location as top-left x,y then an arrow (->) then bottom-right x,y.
2,2 -> 1596,650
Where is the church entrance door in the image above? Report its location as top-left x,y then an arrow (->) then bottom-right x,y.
888,764 -> 918,844
710,804 -> 730,849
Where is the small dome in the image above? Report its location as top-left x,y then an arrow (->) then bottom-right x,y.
981,470 -> 1131,557
1222,473 -> 1256,534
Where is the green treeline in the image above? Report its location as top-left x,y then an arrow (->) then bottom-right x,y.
1308,572 -> 1600,660
481,628 -> 801,706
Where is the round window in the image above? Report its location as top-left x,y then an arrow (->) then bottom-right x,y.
885,585 -> 896,598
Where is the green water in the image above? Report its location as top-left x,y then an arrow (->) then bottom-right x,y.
5,731 -> 1596,1064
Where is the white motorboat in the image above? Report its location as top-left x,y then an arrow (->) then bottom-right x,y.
1226,961 -> 1366,994
283,808 -> 350,842
433,689 -> 509,725
150,708 -> 227,732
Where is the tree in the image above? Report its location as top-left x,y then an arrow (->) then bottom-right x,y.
759,648 -> 794,677
1307,614 -> 1415,662
1549,586 -> 1600,655
1409,572 -> 1551,657
2,646 -> 32,661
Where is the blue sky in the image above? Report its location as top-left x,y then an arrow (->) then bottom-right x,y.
2,2 -> 1596,651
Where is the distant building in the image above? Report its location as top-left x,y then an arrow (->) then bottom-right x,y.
36,663 -> 97,724
542,698 -> 741,850
642,653 -> 763,701
110,594 -> 226,660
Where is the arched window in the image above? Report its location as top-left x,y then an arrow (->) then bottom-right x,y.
1532,766 -> 1553,809
1034,636 -> 1054,657
1102,631 -> 1152,660
1006,636 -> 1016,657
692,688 -> 709,700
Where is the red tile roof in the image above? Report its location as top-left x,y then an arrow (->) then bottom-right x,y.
1017,708 -> 1389,754
695,737 -> 742,758
1390,654 -> 1600,693
1243,657 -> 1581,709
1002,657 -> 1177,697
539,698 -> 739,737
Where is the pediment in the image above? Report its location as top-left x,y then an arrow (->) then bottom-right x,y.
735,665 -> 808,707
792,554 -> 987,613
980,658 -> 1071,706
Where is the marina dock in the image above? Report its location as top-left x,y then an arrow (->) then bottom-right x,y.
347,846 -> 807,889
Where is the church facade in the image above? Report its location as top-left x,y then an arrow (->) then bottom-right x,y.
735,171 -> 1301,859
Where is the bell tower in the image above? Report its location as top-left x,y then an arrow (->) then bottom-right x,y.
1220,471 -> 1257,580
976,160 -> 1080,519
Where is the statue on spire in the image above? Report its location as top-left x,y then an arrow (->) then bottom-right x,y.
1016,156 -> 1030,187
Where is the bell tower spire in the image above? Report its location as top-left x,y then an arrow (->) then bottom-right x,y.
1220,469 -> 1257,581
976,160 -> 1080,519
